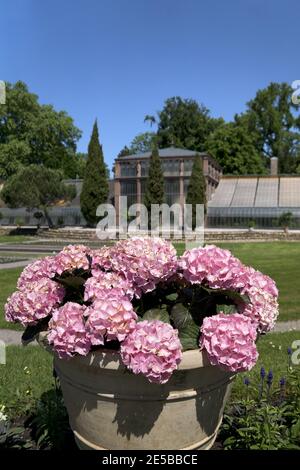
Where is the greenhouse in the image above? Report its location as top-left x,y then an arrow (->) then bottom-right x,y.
207,176 -> 300,228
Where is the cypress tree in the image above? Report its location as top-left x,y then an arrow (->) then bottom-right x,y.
186,154 -> 206,229
80,120 -> 109,226
144,144 -> 165,212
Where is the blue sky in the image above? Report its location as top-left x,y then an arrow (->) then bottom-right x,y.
1,0 -> 299,170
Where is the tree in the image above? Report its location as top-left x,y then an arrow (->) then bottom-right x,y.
130,132 -> 156,154
0,81 -> 81,179
157,97 -> 224,151
75,153 -> 87,178
61,152 -> 87,179
117,146 -> 131,158
80,121 -> 109,226
1,165 -> 75,228
143,145 -> 164,224
205,123 -> 266,175
278,211 -> 293,232
186,155 -> 206,229
144,115 -> 156,127
235,82 -> 300,173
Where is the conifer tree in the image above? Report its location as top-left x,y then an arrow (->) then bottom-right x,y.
144,145 -> 165,212
186,154 -> 206,229
80,121 -> 109,226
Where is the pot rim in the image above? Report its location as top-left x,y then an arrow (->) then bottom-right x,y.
37,331 -> 212,370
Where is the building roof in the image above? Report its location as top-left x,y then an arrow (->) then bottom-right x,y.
118,147 -> 207,160
208,175 -> 300,209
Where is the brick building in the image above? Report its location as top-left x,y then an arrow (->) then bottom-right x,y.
113,147 -> 222,223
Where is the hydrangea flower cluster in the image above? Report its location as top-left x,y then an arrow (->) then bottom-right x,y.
5,278 -> 65,326
5,240 -> 279,383
92,237 -> 178,297
84,270 -> 134,302
180,245 -> 279,334
48,303 -> 90,359
86,295 -> 137,344
52,244 -> 91,275
200,313 -> 258,372
17,256 -> 56,290
237,267 -> 279,333
121,320 -> 183,384
179,245 -> 244,289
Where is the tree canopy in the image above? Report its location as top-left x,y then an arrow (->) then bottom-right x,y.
0,81 -> 82,179
1,164 -> 75,227
235,82 -> 300,173
206,123 -> 266,175
157,97 -> 224,151
130,132 -> 156,154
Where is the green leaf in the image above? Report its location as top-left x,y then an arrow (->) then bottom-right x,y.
7,427 -> 25,436
178,322 -> 199,351
22,317 -> 50,345
170,303 -> 193,329
165,293 -> 178,302
54,275 -> 86,289
202,286 -> 250,305
143,308 -> 170,324
223,436 -> 236,446
291,419 -> 300,439
216,304 -> 238,314
170,303 -> 199,351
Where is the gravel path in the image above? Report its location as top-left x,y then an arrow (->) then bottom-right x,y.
0,259 -> 31,270
0,329 -> 24,346
1,320 -> 300,346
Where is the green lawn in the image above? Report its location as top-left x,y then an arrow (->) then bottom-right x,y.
0,346 -> 53,418
0,235 -> 34,244
0,331 -> 298,419
0,242 -> 299,331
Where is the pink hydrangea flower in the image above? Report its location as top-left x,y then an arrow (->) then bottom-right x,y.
238,287 -> 279,333
92,237 -> 178,298
52,244 -> 91,275
48,302 -> 90,359
84,270 -> 134,302
85,295 -> 137,344
179,245 -> 244,289
229,266 -> 279,333
229,265 -> 278,298
17,256 -> 56,290
91,245 -> 114,272
5,278 -> 65,326
120,320 -> 183,384
200,313 -> 258,372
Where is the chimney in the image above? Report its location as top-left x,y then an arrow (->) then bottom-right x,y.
270,157 -> 278,176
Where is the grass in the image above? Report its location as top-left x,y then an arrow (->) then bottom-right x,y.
0,346 -> 53,418
0,235 -> 34,244
231,330 -> 300,400
0,331 -> 298,419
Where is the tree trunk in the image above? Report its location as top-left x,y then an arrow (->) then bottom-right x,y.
43,207 -> 54,228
